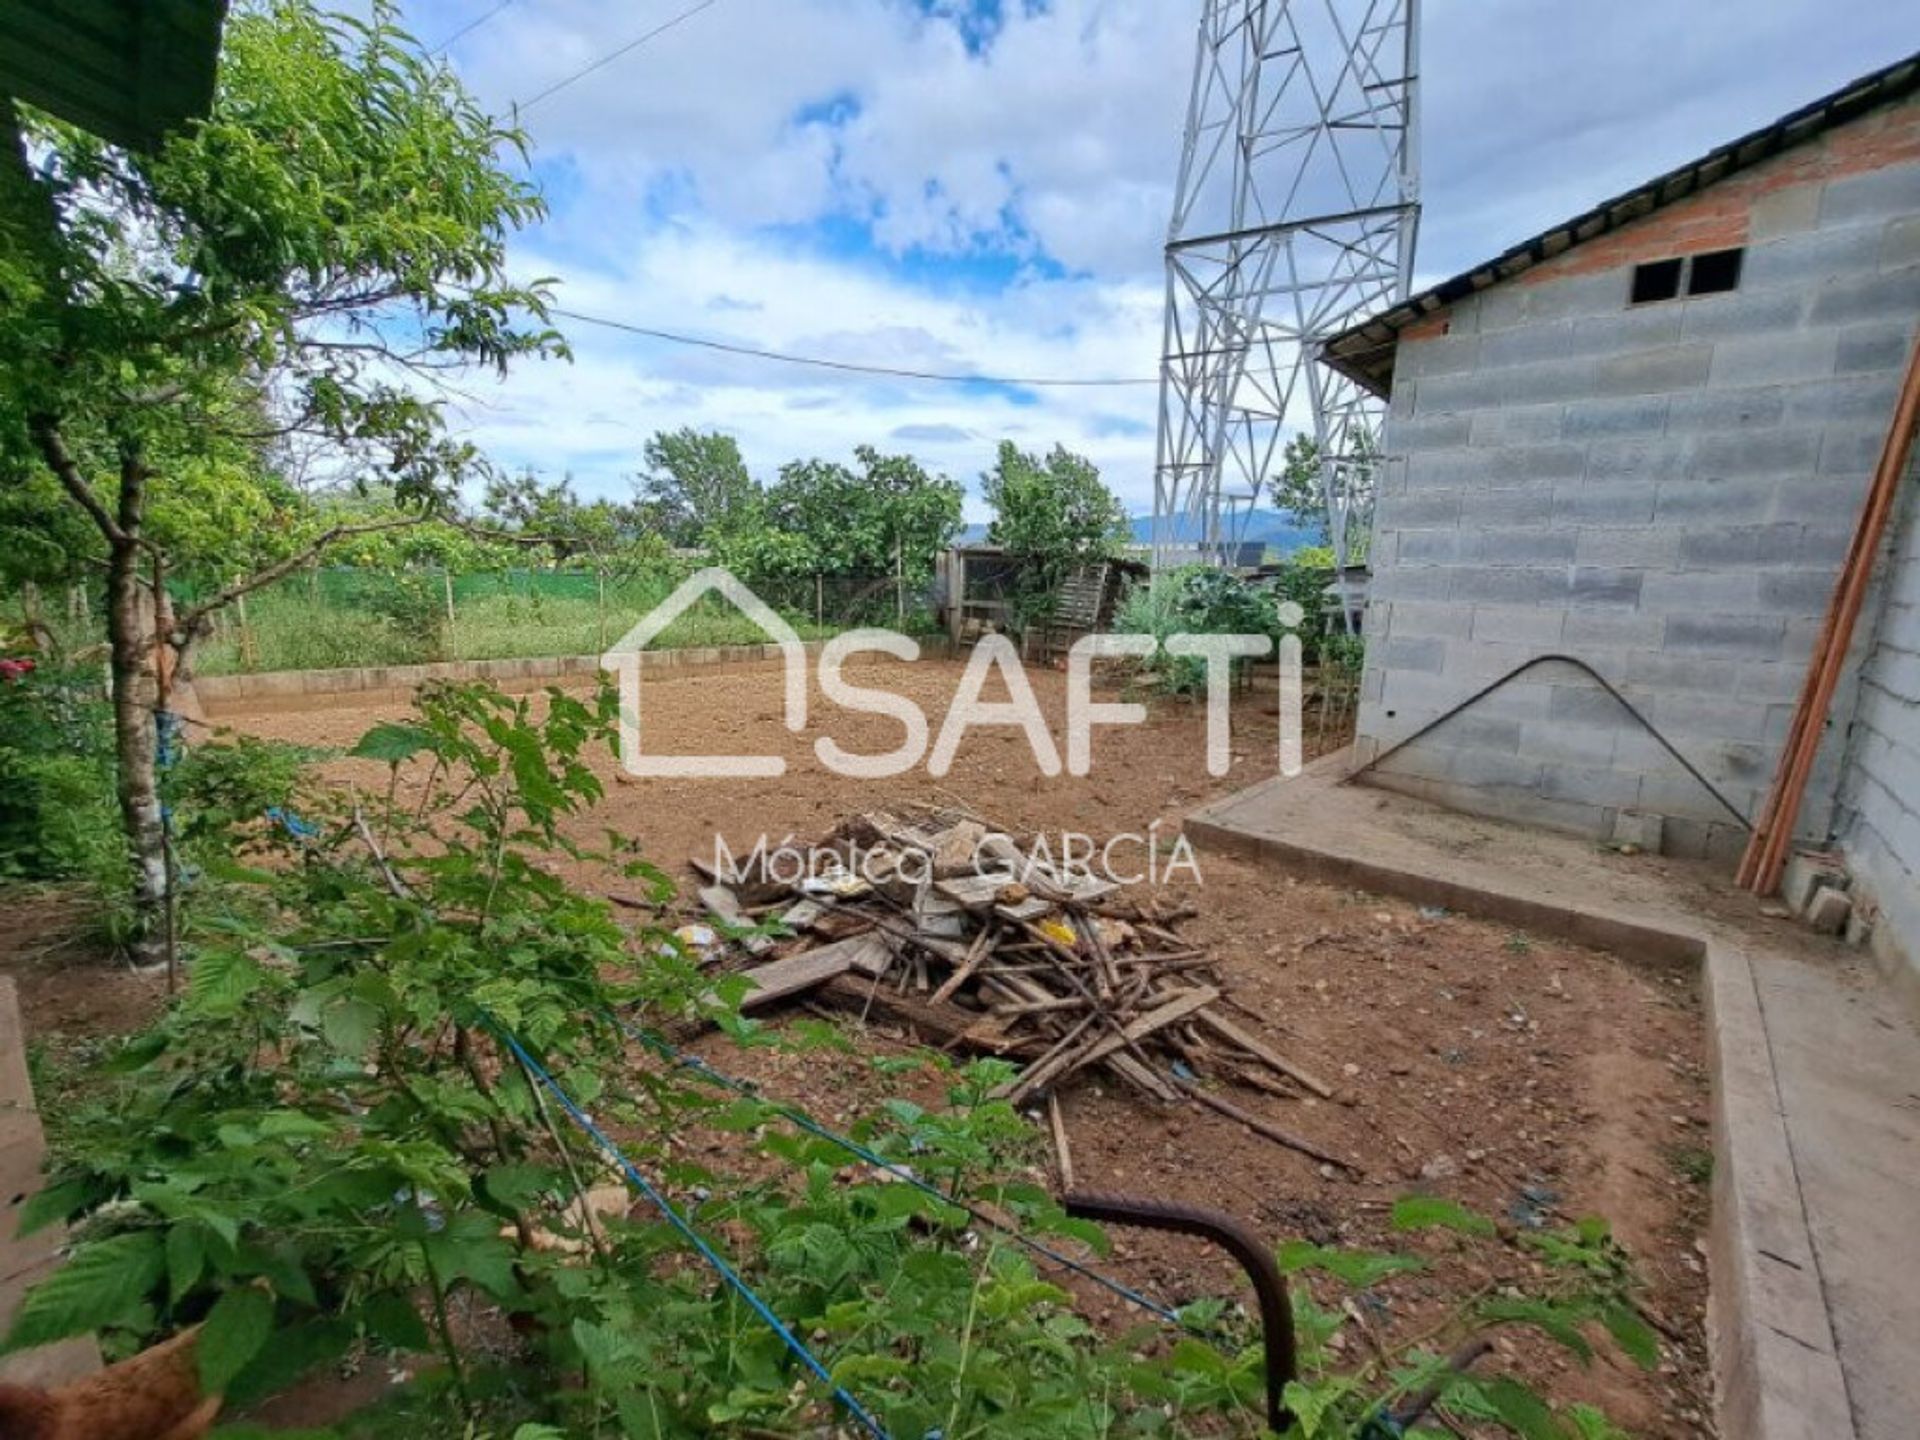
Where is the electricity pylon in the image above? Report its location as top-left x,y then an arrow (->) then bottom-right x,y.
1151,0 -> 1420,589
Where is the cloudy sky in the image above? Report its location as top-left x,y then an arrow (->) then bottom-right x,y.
391,0 -> 1915,519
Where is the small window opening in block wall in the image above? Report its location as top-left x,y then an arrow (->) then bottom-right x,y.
1630,257 -> 1683,304
1687,246 -> 1745,295
1630,247 -> 1746,305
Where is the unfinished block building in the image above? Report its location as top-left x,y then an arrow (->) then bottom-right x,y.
1321,54 -> 1920,979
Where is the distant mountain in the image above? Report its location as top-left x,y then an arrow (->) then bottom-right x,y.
1127,512 -> 1319,553
956,514 -> 1319,554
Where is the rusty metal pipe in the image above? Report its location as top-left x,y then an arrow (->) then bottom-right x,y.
1064,1190 -> 1294,1434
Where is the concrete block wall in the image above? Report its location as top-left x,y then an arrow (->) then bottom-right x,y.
1354,95 -> 1920,861
1837,480 -> 1920,993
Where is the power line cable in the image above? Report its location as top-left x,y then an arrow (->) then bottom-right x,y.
518,0 -> 726,111
429,0 -> 515,55
551,306 -> 1160,388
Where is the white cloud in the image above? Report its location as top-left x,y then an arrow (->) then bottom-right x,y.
392,0 -> 1919,519
444,218 -> 1166,514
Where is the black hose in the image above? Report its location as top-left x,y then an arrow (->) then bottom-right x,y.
1350,652 -> 1752,831
1064,1190 -> 1294,1434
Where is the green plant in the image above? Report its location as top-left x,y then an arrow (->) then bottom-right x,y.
1114,566 -> 1302,695
1321,631 -> 1365,676
0,661 -> 120,886
3,0 -> 562,966
7,680 -> 698,1400
0,659 -> 133,945
1192,1198 -> 1662,1439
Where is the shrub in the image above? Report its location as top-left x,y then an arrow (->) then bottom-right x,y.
0,660 -> 125,895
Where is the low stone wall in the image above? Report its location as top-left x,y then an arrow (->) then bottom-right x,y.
194,640 -> 833,707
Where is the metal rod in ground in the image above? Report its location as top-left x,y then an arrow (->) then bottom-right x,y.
1064,1189 -> 1296,1435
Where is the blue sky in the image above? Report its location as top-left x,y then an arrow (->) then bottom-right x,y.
389,0 -> 1917,519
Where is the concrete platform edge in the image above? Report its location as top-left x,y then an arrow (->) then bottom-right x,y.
0,977 -> 101,1388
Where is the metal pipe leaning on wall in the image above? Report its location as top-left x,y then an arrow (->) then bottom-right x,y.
1739,323 -> 1920,895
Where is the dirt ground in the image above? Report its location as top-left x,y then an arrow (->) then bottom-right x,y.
4,658 -> 1713,1435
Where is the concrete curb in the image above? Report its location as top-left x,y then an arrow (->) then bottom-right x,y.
0,977 -> 100,1388
1701,948 -> 1853,1440
1185,774 -> 1857,1440
194,640 -> 830,705
194,636 -> 962,707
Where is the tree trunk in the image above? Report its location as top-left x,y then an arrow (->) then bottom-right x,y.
105,539 -> 170,970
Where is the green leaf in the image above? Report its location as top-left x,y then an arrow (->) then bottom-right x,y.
1478,1297 -> 1596,1361
1565,1403 -> 1633,1440
2,1231 -> 165,1352
1600,1303 -> 1660,1369
1281,1378 -> 1352,1436
257,1110 -> 335,1141
188,948 -> 266,1017
1481,1376 -> 1571,1440
101,1030 -> 170,1073
483,1162 -> 557,1210
321,997 -> 381,1058
199,855 -> 278,885
1276,1240 -> 1422,1288
166,1225 -> 207,1304
224,1317 -> 353,1410
1392,1194 -> 1497,1238
351,723 -> 435,764
14,1178 -> 92,1237
572,1318 -> 645,1385
357,1292 -> 431,1352
199,1286 -> 274,1392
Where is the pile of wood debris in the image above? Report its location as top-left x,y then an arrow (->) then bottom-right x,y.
670,806 -> 1353,1172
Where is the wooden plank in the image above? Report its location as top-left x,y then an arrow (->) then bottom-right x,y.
700,885 -> 775,956
1047,1094 -> 1075,1189
737,935 -> 889,1012
814,976 -> 1043,1058
1105,1051 -> 1182,1102
994,896 -> 1054,923
1178,1078 -> 1359,1174
935,873 -> 1007,909
1193,1009 -> 1335,1099
1070,986 -> 1219,1073
778,898 -> 826,931
929,922 -> 998,1005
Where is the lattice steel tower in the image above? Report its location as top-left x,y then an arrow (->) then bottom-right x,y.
1151,0 -> 1419,580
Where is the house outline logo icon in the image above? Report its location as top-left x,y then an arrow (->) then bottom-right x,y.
600,567 -> 808,777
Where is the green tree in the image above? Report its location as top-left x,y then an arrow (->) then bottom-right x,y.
759,446 -> 963,581
637,427 -> 757,545
1270,434 -> 1330,543
982,441 -> 1130,624
0,1 -> 561,966
1269,430 -> 1379,554
484,470 -> 648,566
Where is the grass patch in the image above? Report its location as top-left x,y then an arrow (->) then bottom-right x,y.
190,577 -> 911,675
